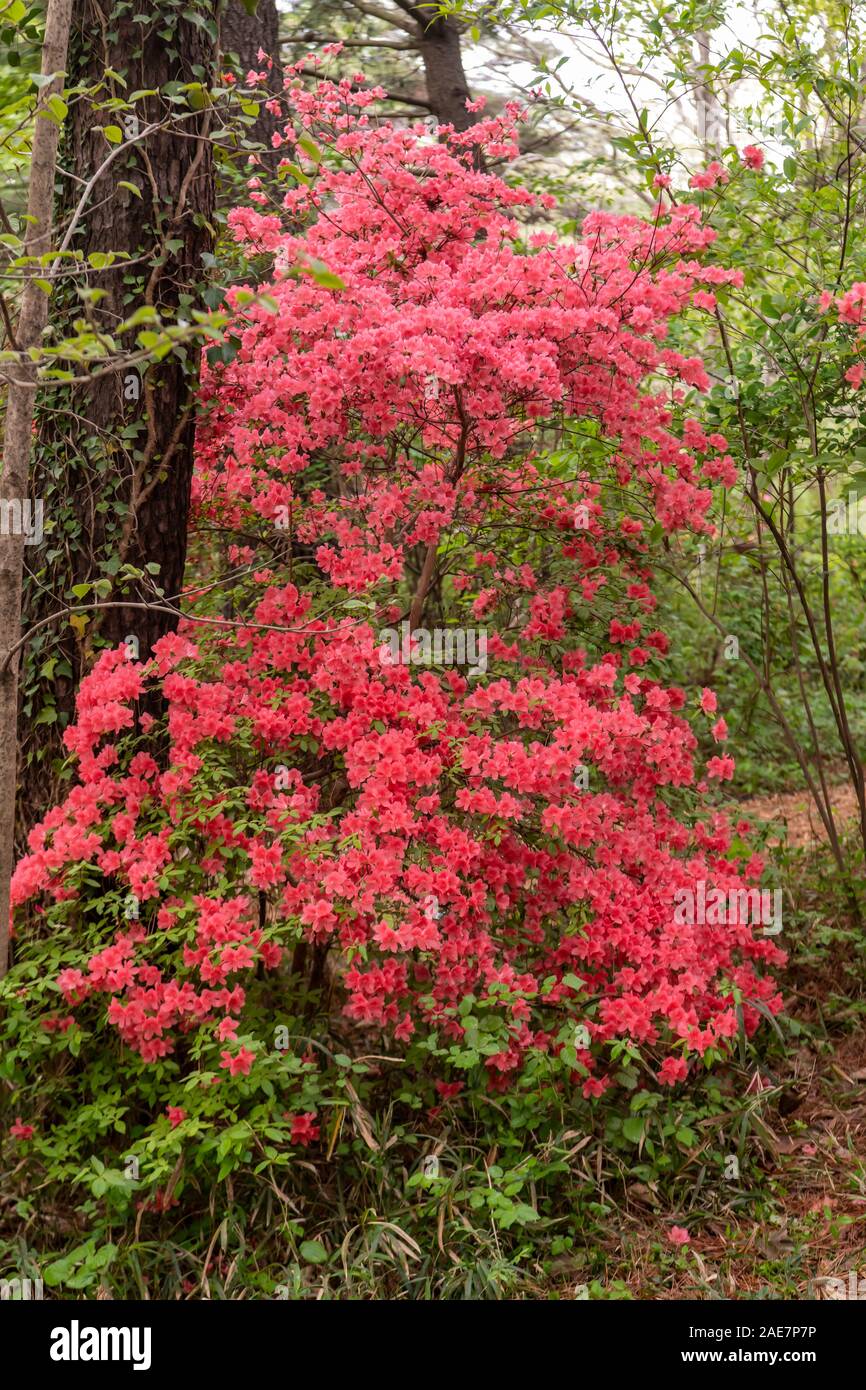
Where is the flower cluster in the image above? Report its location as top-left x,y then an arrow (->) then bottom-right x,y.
12,79 -> 783,1092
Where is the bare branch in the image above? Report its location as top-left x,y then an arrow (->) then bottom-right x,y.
280,32 -> 419,51
342,0 -> 418,36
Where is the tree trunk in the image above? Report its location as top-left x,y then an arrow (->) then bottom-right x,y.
392,2 -> 476,130
695,31 -> 725,153
19,1 -> 217,834
416,16 -> 475,130
0,0 -> 74,976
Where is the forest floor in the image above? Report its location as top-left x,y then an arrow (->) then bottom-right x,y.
630,1010 -> 866,1300
737,776 -> 862,850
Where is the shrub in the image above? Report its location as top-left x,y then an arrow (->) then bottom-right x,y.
4,79 -> 783,1209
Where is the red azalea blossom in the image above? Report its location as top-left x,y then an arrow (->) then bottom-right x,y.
8,80 -> 784,1098
283,1111 -> 320,1145
220,1046 -> 255,1077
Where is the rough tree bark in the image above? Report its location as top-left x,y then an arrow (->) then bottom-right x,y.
0,0 -> 74,975
338,0 -> 476,130
389,2 -> 475,130
19,0 -> 218,835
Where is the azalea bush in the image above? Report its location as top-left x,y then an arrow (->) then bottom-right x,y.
1,71 -> 786,1254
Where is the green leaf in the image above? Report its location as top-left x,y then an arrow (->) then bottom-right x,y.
301,258 -> 345,292
297,135 -> 321,164
103,125 -> 123,144
281,162 -> 310,186
299,1239 -> 327,1264
123,305 -> 160,328
622,1116 -> 644,1144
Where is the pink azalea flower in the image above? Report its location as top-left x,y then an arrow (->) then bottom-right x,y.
741,144 -> 765,170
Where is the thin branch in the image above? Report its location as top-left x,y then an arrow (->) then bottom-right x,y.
342,0 -> 417,36
279,33 -> 419,51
